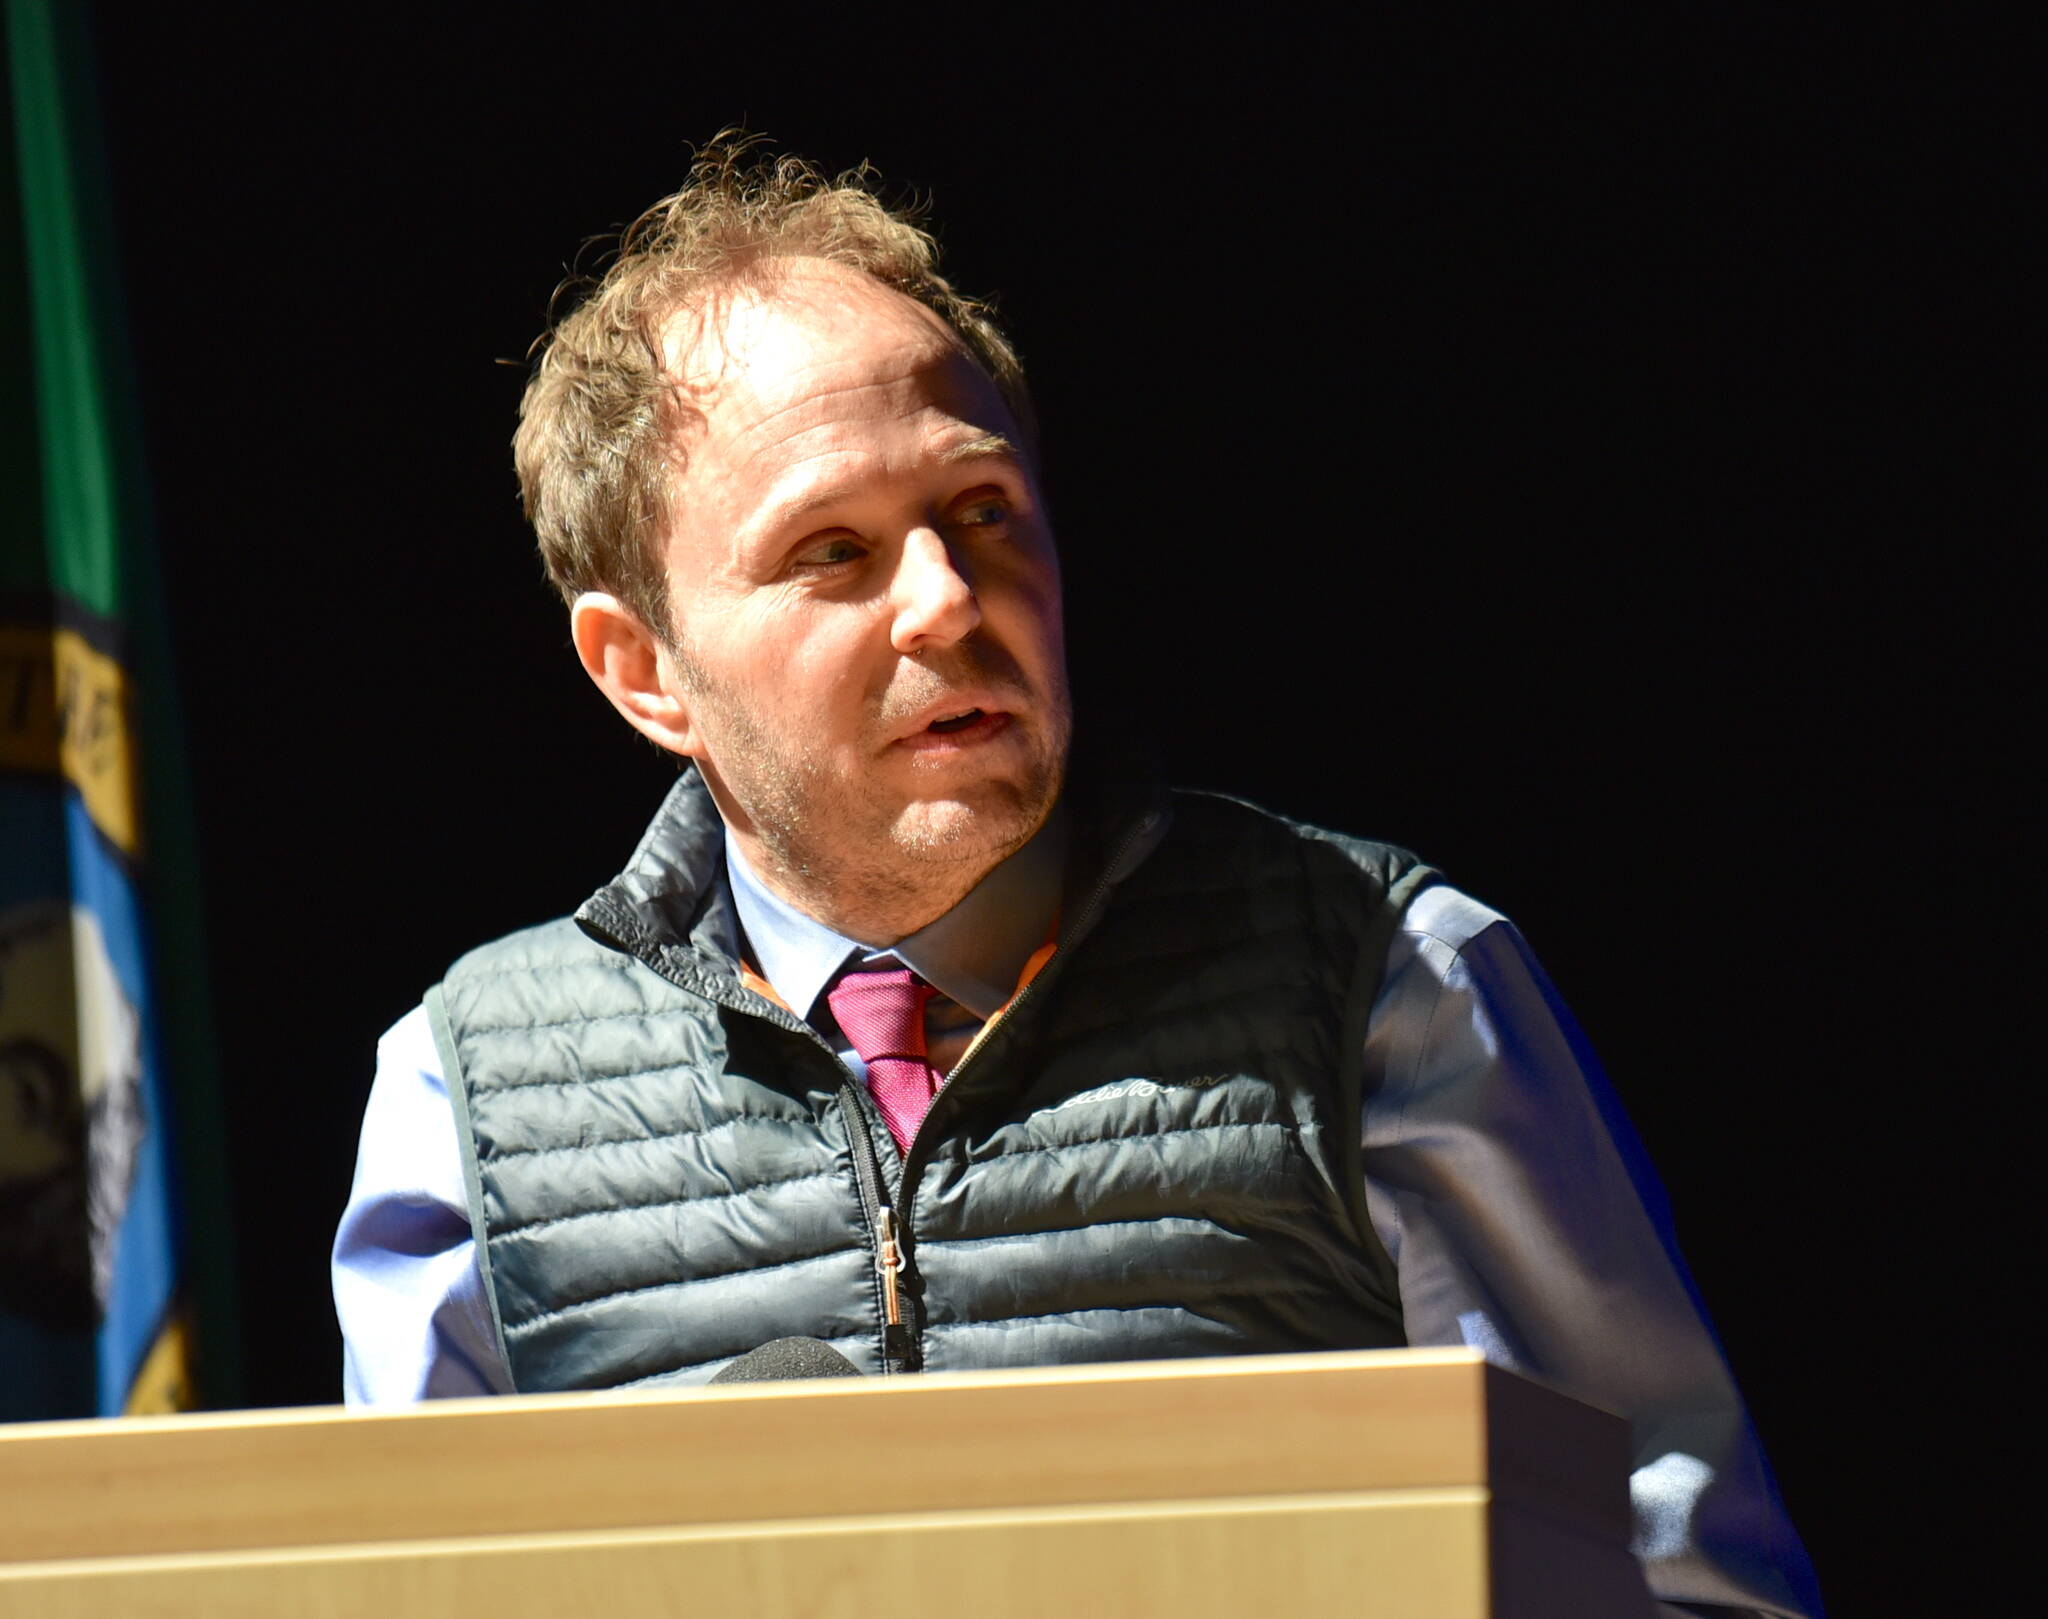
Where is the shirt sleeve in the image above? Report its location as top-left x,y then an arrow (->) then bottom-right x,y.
1361,885 -> 1824,1619
331,1004 -> 514,1405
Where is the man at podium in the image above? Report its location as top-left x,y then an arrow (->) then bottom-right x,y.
333,140 -> 1820,1618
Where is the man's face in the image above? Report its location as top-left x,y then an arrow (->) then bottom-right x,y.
653,261 -> 1070,926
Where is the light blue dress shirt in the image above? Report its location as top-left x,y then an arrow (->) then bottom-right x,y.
332,822 -> 1821,1618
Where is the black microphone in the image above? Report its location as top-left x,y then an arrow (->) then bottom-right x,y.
708,1336 -> 864,1384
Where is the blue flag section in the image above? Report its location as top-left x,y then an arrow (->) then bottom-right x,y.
1,0 -> 221,1417
0,774 -> 185,1416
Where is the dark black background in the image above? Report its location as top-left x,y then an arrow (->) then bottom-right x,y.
87,5 -> 2027,1609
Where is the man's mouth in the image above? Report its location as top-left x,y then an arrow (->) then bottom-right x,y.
892,699 -> 1014,754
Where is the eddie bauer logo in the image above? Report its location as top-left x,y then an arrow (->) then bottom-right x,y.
1048,1075 -> 1233,1113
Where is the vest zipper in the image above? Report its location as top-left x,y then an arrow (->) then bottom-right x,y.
688,1009 -> 912,1372
574,919 -> 916,1378
830,1081 -> 919,1373
875,1208 -> 905,1332
580,792 -> 1165,1385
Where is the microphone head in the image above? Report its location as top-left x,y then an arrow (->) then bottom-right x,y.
708,1336 -> 864,1384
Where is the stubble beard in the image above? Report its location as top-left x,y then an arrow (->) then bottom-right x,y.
680,645 -> 1071,945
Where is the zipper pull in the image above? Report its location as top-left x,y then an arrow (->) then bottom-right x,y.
875,1208 -> 903,1327
876,1207 -> 921,1370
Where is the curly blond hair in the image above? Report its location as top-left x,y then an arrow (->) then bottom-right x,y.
513,134 -> 1033,636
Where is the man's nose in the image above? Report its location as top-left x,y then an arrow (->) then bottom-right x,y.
889,527 -> 982,654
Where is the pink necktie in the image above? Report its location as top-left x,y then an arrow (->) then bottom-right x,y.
826,965 -> 941,1156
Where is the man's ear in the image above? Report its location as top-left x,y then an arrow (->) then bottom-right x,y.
569,592 -> 703,757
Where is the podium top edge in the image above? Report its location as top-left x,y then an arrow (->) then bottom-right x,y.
1,1347 -> 1492,1440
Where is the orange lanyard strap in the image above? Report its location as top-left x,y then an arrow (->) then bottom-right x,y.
738,961 -> 794,1014
951,929 -> 1057,1072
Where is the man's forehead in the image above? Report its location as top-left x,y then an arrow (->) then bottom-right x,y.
660,259 -> 961,401
655,266 -> 1019,502
650,260 -> 1023,555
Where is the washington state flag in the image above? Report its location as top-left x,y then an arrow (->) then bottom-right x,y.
2,0 -> 228,1418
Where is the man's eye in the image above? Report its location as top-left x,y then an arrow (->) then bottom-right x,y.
953,499 -> 1010,529
795,535 -> 865,567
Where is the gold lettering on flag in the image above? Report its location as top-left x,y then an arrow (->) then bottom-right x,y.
0,623 -> 140,856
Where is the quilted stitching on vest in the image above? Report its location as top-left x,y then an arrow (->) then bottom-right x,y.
439,778 -> 1428,1390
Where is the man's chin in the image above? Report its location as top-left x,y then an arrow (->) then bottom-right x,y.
885,782 -> 1049,864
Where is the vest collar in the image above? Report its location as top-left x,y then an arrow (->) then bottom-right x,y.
573,767 -> 736,972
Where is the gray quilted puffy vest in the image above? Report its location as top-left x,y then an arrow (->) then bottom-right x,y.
430,767 -> 1436,1391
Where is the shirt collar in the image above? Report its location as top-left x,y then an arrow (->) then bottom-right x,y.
724,804 -> 1069,1023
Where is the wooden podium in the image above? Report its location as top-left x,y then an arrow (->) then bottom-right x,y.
0,1347 -> 1655,1617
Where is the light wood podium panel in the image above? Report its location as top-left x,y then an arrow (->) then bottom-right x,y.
0,1347 -> 1656,1618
